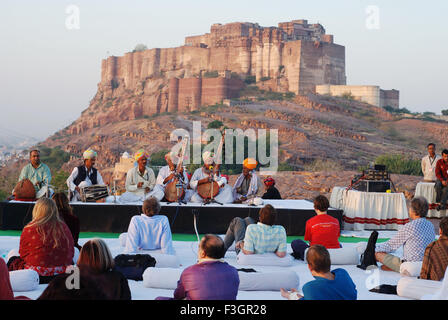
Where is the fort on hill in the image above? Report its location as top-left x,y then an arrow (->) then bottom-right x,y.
68,19 -> 398,135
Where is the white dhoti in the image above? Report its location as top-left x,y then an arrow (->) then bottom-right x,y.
190,184 -> 234,204
119,185 -> 165,204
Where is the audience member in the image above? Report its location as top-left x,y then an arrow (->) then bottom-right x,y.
7,198 -> 74,283
420,216 -> 448,280
53,192 -> 81,250
291,195 -> 340,260
156,234 -> 239,300
124,197 -> 175,255
281,245 -> 357,300
375,197 -> 435,272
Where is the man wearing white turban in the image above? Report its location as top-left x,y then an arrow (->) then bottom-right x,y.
66,148 -> 105,201
189,151 -> 234,203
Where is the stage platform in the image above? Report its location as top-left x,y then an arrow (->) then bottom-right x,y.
0,199 -> 344,236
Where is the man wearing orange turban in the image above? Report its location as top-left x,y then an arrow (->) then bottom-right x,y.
232,158 -> 262,202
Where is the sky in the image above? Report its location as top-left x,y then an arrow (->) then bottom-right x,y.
0,0 -> 447,140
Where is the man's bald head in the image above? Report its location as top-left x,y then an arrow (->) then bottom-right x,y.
199,234 -> 225,259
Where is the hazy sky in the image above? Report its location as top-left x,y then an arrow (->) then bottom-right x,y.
0,0 -> 447,140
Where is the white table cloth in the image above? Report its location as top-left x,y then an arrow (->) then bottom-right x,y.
330,187 -> 409,231
415,182 -> 446,218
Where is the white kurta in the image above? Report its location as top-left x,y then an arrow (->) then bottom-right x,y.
421,155 -> 442,181
119,166 -> 163,203
66,166 -> 105,201
156,165 -> 193,202
189,167 -> 233,203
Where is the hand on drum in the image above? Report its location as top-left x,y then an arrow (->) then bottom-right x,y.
137,182 -> 144,188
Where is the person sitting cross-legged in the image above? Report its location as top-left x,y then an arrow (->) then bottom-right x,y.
291,195 -> 341,260
156,234 -> 239,300
375,196 -> 435,272
124,197 -> 175,255
280,245 -> 357,300
236,204 -> 287,257
420,216 -> 448,281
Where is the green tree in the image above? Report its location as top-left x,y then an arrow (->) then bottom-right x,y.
207,120 -> 224,129
442,109 -> 448,116
133,44 -> 147,52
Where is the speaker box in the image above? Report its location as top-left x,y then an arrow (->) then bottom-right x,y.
355,180 -> 391,193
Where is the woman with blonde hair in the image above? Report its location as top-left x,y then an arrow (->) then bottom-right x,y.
39,239 -> 131,300
7,198 -> 74,283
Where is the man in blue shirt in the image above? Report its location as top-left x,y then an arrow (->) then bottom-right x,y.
17,149 -> 52,198
281,245 -> 357,300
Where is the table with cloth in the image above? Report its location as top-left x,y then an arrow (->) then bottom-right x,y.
415,182 -> 447,218
330,187 -> 409,231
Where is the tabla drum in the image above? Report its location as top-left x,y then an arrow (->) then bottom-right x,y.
80,185 -> 109,202
13,179 -> 36,201
197,181 -> 219,199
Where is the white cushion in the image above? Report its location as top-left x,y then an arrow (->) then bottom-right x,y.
304,246 -> 360,265
400,261 -> 423,277
397,277 -> 442,300
142,267 -> 300,291
238,271 -> 299,291
143,267 -> 181,289
119,233 -> 128,247
9,269 -> 39,292
237,252 -> 293,267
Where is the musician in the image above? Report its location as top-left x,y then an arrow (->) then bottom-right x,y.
66,149 -> 105,201
156,151 -> 193,202
232,158 -> 262,203
189,151 -> 234,204
261,177 -> 282,200
17,149 -> 52,199
421,143 -> 441,182
119,149 -> 161,203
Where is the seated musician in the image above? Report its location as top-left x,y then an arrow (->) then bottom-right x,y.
435,149 -> 448,211
232,158 -> 263,203
156,151 -> 193,202
261,177 -> 282,199
189,151 -> 234,204
421,143 -> 441,182
16,149 -> 52,199
119,149 -> 161,203
66,149 -> 105,201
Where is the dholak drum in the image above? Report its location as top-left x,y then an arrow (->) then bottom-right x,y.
80,185 -> 109,202
197,181 -> 219,199
13,179 -> 36,201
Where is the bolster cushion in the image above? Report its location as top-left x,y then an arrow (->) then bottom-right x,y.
9,269 -> 40,292
397,277 -> 442,300
304,246 -> 360,265
236,252 -> 293,267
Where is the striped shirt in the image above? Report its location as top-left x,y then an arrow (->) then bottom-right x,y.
375,218 -> 435,262
243,222 -> 287,254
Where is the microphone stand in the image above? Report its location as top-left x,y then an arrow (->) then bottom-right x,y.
203,167 -> 222,206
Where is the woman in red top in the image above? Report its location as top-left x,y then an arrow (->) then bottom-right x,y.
291,195 -> 341,260
53,192 -> 81,250
8,198 -> 74,280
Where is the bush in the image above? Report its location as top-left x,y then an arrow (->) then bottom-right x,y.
51,171 -> 70,193
244,75 -> 256,85
207,120 -> 224,129
36,146 -> 70,170
442,109 -> 448,116
150,149 -> 170,166
203,71 -> 219,78
374,154 -> 422,176
341,92 -> 354,100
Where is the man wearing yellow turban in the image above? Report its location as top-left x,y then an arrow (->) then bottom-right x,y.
232,158 -> 263,203
66,148 -> 105,201
119,149 -> 161,203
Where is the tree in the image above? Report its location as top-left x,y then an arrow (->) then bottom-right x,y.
207,120 -> 224,129
442,109 -> 448,116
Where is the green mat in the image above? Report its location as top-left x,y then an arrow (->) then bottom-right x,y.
0,230 -> 389,243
